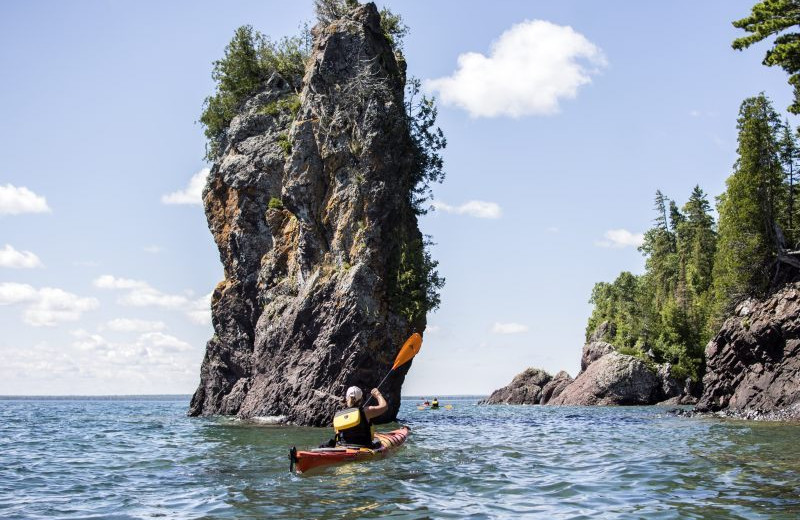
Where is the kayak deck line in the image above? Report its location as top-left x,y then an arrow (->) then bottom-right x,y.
289,426 -> 410,474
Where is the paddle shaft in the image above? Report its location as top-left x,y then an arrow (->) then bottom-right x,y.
362,369 -> 393,407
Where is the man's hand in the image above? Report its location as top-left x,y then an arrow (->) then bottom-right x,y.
371,388 -> 381,398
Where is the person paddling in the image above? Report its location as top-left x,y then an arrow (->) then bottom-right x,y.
333,386 -> 388,447
431,397 -> 439,409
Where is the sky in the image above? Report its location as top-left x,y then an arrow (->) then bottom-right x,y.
0,1 -> 795,396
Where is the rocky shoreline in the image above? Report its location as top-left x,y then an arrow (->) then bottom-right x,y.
484,284 -> 800,421
481,323 -> 698,407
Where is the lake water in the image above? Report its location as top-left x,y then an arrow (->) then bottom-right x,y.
1,396 -> 799,519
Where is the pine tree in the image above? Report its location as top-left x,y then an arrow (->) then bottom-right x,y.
733,1 -> 800,113
779,120 -> 800,241
713,94 -> 786,314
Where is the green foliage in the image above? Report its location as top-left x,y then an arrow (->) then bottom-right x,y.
258,94 -> 301,118
379,7 -> 409,50
713,94 -> 785,316
390,235 -> 445,324
587,187 -> 718,383
199,25 -> 310,161
406,78 -> 447,214
587,92 -> 800,383
277,133 -> 292,156
732,0 -> 800,113
268,197 -> 284,210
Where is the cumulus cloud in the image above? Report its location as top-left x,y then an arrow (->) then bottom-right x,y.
94,275 -> 211,324
492,322 -> 529,334
0,184 -> 51,215
595,229 -> 644,248
0,244 -> 44,268
105,318 -> 167,333
161,168 -> 209,205
2,331 -> 201,394
0,282 -> 38,305
185,293 -> 212,325
432,200 -> 502,219
0,283 -> 98,326
426,20 -> 606,118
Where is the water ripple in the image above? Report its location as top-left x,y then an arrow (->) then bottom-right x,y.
1,399 -> 799,519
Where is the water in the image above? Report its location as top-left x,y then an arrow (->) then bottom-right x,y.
1,397 -> 799,519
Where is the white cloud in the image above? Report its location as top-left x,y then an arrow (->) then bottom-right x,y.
492,322 -> 529,334
161,168 -> 209,205
425,20 -> 606,118
595,229 -> 644,248
143,245 -> 162,254
93,275 -> 148,290
2,331 -> 201,394
0,244 -> 44,268
105,318 -> 167,333
94,275 -> 210,324
186,293 -> 212,325
546,226 -> 559,234
138,331 -> 192,352
432,200 -> 502,219
0,283 -> 98,326
0,282 -> 38,305
0,184 -> 51,215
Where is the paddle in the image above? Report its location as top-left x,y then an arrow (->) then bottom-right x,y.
363,333 -> 423,407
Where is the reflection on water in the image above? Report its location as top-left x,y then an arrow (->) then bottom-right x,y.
0,398 -> 798,519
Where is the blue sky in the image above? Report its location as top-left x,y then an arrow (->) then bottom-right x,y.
0,1 -> 794,395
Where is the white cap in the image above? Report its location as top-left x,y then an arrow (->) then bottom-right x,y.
346,386 -> 363,402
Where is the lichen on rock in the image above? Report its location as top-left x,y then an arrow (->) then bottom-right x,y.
190,2 -> 443,425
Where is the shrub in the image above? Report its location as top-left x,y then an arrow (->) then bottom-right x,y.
277,133 -> 291,156
268,197 -> 284,210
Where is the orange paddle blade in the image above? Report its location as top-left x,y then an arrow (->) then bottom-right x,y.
391,333 -> 423,370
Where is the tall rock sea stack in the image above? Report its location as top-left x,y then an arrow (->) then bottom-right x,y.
189,4 -> 436,425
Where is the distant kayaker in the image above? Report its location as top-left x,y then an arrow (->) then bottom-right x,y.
333,386 -> 388,447
431,398 -> 439,409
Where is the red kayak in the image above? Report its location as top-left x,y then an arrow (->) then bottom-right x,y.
289,426 -> 410,474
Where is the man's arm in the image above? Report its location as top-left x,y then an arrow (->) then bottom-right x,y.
364,388 -> 388,420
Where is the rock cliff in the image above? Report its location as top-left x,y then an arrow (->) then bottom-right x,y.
696,283 -> 800,420
189,3 -> 435,425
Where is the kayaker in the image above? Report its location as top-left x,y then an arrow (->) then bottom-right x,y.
333,386 -> 388,447
431,397 -> 439,409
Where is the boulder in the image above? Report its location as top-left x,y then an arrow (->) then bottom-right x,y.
479,368 -> 552,405
696,283 -> 800,420
539,370 -> 574,404
549,352 -> 662,405
581,341 -> 615,372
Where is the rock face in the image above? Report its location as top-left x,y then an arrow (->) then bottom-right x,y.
696,283 -> 800,420
190,4 -> 430,425
479,368 -> 552,405
581,341 -> 615,372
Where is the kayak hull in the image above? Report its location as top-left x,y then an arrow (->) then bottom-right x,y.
291,426 -> 410,474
